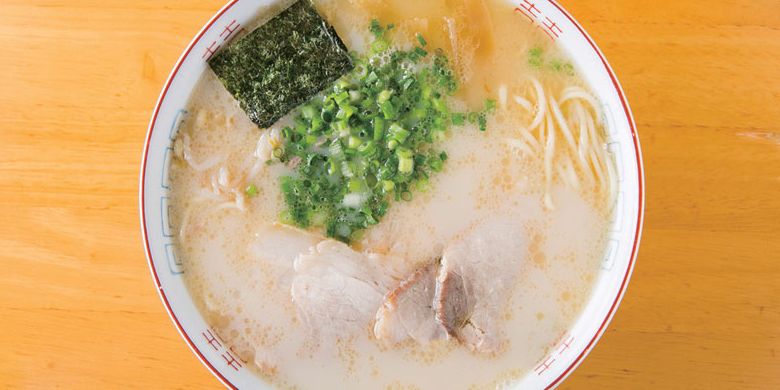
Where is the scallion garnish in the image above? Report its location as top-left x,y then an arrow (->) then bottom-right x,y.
245,184 -> 258,197
275,20 -> 495,242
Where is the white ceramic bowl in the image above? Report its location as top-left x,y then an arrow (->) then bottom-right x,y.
140,1 -> 644,388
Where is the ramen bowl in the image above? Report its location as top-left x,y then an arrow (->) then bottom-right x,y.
140,0 -> 644,388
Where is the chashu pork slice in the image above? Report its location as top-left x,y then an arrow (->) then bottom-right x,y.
434,216 -> 528,354
374,263 -> 449,345
291,240 -> 413,341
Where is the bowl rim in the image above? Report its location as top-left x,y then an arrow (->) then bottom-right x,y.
139,1 -> 644,388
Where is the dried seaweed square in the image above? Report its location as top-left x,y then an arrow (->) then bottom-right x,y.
208,0 -> 353,128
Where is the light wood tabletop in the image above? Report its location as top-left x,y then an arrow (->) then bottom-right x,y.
2,0 -> 779,388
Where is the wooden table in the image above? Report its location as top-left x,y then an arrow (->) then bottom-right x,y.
2,0 -> 778,388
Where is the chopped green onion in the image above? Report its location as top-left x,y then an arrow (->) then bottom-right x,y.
396,147 -> 413,159
432,98 -> 447,114
451,113 -> 465,125
333,90 -> 349,105
529,46 -> 543,68
349,90 -> 362,103
429,156 -> 444,172
301,105 -> 316,119
275,18 -> 493,242
388,123 -> 410,143
245,184 -> 258,197
416,33 -> 427,47
336,104 -> 355,120
478,114 -> 488,131
377,89 -> 393,104
348,178 -> 366,192
380,100 -> 397,119
365,71 -> 379,84
348,135 -> 362,149
398,157 -> 414,174
341,160 -> 355,177
310,116 -> 324,133
371,39 -> 389,54
485,99 -> 497,112
329,139 -> 344,158
387,139 -> 399,150
358,140 -> 377,156
373,117 -> 385,141
333,119 -> 350,135
369,19 -> 384,37
335,79 -> 351,91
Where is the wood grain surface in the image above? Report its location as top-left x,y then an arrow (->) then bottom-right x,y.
1,0 -> 778,388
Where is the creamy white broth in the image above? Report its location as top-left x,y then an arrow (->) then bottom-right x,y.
168,0 -> 613,388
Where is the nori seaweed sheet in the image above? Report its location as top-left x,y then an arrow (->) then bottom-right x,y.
209,0 -> 354,128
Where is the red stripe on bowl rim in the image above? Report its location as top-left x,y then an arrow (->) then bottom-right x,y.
139,1 -> 644,389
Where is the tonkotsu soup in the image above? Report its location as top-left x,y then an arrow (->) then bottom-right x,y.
167,0 -> 617,388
